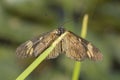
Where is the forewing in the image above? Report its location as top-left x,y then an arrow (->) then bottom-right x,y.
80,39 -> 103,61
62,31 -> 102,61
16,29 -> 60,58
62,31 -> 87,61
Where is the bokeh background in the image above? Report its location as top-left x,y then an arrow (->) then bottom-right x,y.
0,0 -> 120,80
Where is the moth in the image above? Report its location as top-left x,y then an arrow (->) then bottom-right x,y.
16,27 -> 103,61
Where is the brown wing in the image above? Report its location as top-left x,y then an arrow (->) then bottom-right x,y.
47,41 -> 62,59
16,29 -> 60,58
62,31 -> 87,61
62,31 -> 103,61
81,40 -> 103,61
77,33 -> 103,61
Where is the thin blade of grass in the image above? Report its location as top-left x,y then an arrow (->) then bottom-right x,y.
16,31 -> 68,80
72,14 -> 89,80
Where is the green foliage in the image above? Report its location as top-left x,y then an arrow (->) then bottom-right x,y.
72,14 -> 88,80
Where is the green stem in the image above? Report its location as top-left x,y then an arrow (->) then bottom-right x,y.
72,14 -> 89,80
16,31 -> 68,80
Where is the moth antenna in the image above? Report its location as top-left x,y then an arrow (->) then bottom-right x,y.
57,19 -> 73,28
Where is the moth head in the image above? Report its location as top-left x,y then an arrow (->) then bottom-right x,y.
56,27 -> 65,36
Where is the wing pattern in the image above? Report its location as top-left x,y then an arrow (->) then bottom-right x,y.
62,31 -> 102,61
16,29 -> 60,58
16,27 -> 102,61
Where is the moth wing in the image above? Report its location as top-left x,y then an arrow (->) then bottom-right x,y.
62,31 -> 102,61
47,41 -> 62,59
62,31 -> 87,61
75,33 -> 103,61
81,41 -> 103,61
16,29 -> 59,58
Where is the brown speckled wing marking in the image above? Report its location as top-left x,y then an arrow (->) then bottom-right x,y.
47,42 -> 62,59
62,31 -> 87,61
62,31 -> 102,61
16,29 -> 60,58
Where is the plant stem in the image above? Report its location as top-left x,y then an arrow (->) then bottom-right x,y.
16,31 -> 68,80
72,14 -> 89,80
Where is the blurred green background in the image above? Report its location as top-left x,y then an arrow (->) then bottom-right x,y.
0,0 -> 120,80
